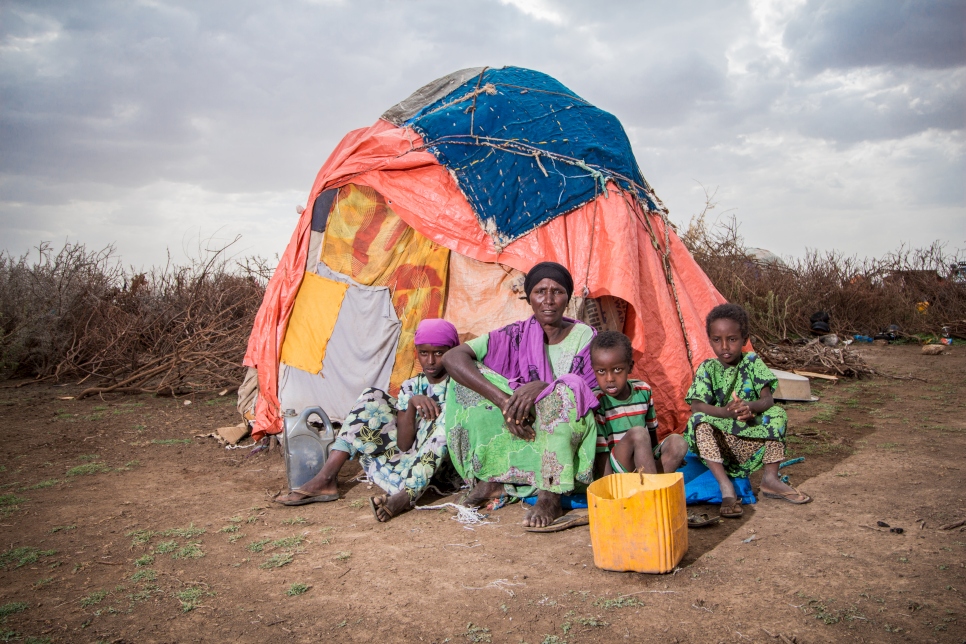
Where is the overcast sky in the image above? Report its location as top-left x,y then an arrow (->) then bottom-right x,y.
2,0 -> 964,269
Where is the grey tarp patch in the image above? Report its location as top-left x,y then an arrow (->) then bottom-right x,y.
278,264 -> 400,422
380,67 -> 486,126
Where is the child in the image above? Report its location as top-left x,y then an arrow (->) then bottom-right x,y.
685,303 -> 811,519
275,318 -> 460,523
590,331 -> 687,478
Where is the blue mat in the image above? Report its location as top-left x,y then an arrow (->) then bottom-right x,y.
521,452 -> 756,508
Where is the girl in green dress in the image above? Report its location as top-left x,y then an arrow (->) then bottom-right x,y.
685,303 -> 812,518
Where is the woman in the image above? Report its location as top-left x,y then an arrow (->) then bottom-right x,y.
275,319 -> 460,522
442,262 -> 599,529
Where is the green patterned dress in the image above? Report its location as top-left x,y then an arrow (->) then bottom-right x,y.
684,352 -> 787,477
444,325 -> 598,498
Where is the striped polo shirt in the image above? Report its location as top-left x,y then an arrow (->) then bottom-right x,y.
593,380 -> 659,453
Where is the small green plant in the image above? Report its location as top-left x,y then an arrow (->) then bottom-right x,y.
80,590 -> 108,607
66,463 -> 110,477
153,540 -> 178,555
78,454 -> 100,461
158,524 -> 205,538
219,525 -> 239,533
349,499 -> 365,509
176,586 -> 212,612
27,480 -> 59,490
286,583 -> 310,596
123,461 -> 141,469
0,494 -> 26,514
260,553 -> 294,569
281,516 -> 307,525
593,596 -> 643,609
228,533 -> 245,544
0,601 -> 28,620
150,439 -> 192,446
49,525 -> 75,534
574,615 -> 608,627
272,535 -> 306,549
334,550 -> 351,562
126,529 -> 155,547
0,547 -> 57,570
227,516 -> 242,523
247,539 -> 271,553
134,555 -> 154,567
464,623 -> 492,643
541,636 -> 565,644
246,515 -> 259,524
172,543 -> 204,559
130,569 -> 156,582
33,577 -> 54,589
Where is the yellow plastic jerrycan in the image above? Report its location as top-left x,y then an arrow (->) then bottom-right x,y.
587,472 -> 688,573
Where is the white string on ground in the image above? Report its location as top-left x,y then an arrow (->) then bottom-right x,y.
415,502 -> 495,526
226,442 -> 257,450
351,472 -> 372,484
460,579 -> 525,597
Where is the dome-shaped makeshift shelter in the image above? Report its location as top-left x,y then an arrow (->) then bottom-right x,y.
242,66 -> 726,440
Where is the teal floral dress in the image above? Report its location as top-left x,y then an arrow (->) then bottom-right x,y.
684,353 -> 787,477
333,374 -> 450,503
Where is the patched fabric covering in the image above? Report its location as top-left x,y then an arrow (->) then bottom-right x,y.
408,66 -> 659,245
320,184 -> 448,393
278,272 -> 348,374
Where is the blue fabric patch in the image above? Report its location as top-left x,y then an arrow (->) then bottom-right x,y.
522,452 -> 757,509
407,66 -> 657,244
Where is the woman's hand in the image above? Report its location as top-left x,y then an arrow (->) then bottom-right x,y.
408,395 -> 440,422
502,381 -> 548,441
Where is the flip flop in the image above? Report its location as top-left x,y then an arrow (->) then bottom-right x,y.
762,488 -> 812,504
370,495 -> 400,523
688,512 -> 720,528
273,489 -> 340,506
524,514 -> 590,533
719,497 -> 743,519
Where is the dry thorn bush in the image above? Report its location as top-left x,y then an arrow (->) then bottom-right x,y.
0,238 -> 272,397
682,188 -> 965,344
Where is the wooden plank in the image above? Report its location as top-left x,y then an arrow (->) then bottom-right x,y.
792,370 -> 839,381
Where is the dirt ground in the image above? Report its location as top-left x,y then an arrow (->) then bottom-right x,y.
0,344 -> 963,643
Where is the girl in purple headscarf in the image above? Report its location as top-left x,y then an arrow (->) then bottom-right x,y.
442,262 -> 599,530
276,318 -> 461,522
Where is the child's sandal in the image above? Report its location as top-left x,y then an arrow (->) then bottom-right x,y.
719,497 -> 743,518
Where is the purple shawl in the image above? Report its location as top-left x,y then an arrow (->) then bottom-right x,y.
482,316 -> 599,418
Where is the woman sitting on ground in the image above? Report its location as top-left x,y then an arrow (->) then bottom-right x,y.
275,318 -> 460,522
441,262 -> 599,529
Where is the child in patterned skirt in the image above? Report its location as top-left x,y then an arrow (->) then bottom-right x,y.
685,303 -> 811,519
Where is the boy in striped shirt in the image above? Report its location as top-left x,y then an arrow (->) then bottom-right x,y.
590,331 -> 688,477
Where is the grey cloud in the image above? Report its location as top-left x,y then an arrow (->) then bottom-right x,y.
785,0 -> 966,72
0,0 -> 962,267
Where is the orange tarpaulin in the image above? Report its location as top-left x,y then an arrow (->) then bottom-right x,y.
245,119 -> 723,439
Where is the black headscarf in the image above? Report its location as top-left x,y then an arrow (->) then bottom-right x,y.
524,261 -> 574,300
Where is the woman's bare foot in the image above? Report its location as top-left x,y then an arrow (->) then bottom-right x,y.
523,490 -> 563,528
462,481 -> 505,507
372,491 -> 411,522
